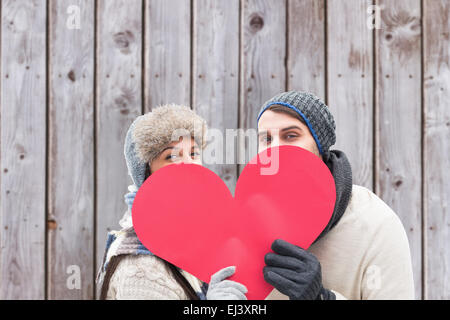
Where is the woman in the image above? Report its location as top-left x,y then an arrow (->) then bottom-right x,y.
96,104 -> 247,300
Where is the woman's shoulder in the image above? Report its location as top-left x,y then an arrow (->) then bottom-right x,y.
115,254 -> 173,278
108,254 -> 188,299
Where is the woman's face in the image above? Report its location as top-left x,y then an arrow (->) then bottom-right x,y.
149,136 -> 202,174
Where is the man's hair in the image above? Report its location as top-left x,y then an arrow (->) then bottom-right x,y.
266,104 -> 307,126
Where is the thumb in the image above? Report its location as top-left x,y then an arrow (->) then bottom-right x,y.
210,266 -> 236,286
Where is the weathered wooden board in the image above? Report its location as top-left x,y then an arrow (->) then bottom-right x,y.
95,0 -> 143,298
0,0 -> 47,300
423,0 -> 450,300
327,0 -> 373,189
287,0 -> 326,101
375,0 -> 422,299
145,0 -> 191,110
47,0 -> 95,299
240,0 -> 286,171
192,0 -> 240,194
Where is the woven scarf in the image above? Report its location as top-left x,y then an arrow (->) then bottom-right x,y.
315,149 -> 353,241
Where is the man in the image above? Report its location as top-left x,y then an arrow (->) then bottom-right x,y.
258,91 -> 415,300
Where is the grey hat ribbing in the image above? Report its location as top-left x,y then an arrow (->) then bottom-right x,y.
257,91 -> 336,155
124,118 -> 148,188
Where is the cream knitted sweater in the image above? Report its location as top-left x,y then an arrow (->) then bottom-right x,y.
106,254 -> 203,299
107,185 -> 415,300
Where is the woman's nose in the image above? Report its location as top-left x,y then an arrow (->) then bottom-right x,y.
181,154 -> 194,164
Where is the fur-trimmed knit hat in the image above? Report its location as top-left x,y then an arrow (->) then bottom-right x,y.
124,104 -> 207,188
257,91 -> 336,155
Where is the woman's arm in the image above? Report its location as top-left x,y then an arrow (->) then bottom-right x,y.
107,255 -> 188,300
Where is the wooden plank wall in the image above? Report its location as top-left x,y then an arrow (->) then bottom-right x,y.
47,0 -> 95,299
193,0 -> 240,193
96,0 -> 143,298
0,0 -> 47,299
423,0 -> 449,299
328,0 -> 374,190
375,0 -> 423,299
0,0 -> 448,300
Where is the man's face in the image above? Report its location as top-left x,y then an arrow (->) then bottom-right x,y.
257,110 -> 322,159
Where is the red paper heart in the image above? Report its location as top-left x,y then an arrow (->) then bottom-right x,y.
132,146 -> 336,299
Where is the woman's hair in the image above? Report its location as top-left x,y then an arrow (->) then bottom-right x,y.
265,104 -> 307,125
165,263 -> 200,300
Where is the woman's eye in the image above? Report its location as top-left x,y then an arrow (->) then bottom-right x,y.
285,134 -> 298,139
191,152 -> 200,158
165,154 -> 178,160
261,136 -> 272,143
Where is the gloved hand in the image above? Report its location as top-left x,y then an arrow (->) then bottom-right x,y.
263,239 -> 335,300
206,266 -> 248,300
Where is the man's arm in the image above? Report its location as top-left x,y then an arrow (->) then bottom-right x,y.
360,213 -> 415,299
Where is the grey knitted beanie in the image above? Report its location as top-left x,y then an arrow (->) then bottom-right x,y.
257,91 -> 336,155
124,104 -> 207,188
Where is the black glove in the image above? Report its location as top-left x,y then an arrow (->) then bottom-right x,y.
263,239 -> 336,300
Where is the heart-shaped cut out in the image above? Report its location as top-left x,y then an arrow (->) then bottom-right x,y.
132,146 -> 336,299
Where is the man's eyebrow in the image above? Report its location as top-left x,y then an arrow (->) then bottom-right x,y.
280,126 -> 303,132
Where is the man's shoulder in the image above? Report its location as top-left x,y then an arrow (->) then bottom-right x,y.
340,184 -> 403,231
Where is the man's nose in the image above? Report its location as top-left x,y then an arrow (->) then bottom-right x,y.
271,136 -> 281,147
